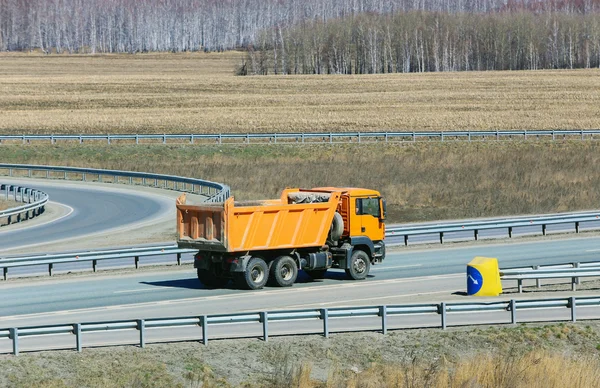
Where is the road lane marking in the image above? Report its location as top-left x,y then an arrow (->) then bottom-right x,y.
371,264 -> 422,271
281,290 -> 455,309
114,288 -> 163,294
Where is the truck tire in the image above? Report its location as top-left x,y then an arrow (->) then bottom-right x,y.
269,256 -> 298,287
345,250 -> 370,280
235,257 -> 269,290
197,268 -> 229,289
330,212 -> 344,241
305,269 -> 327,280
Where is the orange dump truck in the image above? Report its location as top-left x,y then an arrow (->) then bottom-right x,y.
177,187 -> 386,289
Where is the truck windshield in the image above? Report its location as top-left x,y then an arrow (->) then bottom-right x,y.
356,198 -> 380,217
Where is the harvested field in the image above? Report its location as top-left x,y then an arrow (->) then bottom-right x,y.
2,322 -> 600,387
0,53 -> 599,134
3,141 -> 600,222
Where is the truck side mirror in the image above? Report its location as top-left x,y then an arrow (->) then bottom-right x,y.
380,198 -> 386,221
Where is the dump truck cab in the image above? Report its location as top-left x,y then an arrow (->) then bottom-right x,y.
312,187 -> 386,272
177,187 -> 386,290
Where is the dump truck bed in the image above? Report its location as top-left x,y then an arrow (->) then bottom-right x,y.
177,189 -> 342,252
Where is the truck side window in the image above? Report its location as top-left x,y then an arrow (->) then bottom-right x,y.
356,198 -> 380,217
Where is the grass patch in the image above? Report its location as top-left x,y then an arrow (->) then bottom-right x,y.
0,53 -> 599,134
3,141 -> 600,222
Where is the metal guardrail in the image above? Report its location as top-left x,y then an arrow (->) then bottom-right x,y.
387,210 -> 600,245
0,130 -> 599,145
500,261 -> 600,293
0,164 -> 230,203
4,209 -> 600,279
0,184 -> 48,226
0,245 -> 196,280
1,296 -> 596,355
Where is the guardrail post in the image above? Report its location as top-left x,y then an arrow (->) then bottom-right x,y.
570,297 -> 577,322
508,227 -> 513,238
48,263 -> 53,276
201,315 -> 208,345
177,253 -> 182,266
138,319 -> 146,348
518,279 -> 523,293
3,267 -> 7,280
92,259 -> 97,272
10,328 -> 19,356
474,229 -> 479,241
261,312 -> 268,342
135,135 -> 139,144
380,305 -> 387,335
135,256 -> 140,269
107,135 -> 111,145
439,302 -> 447,329
321,308 -> 329,338
542,224 -> 547,236
575,221 -> 580,233
573,262 -> 580,290
510,299 -> 517,324
74,323 -> 82,352
534,266 -> 541,288
404,235 -> 408,246
439,232 -> 444,244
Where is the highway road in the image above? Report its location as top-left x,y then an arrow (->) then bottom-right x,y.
3,177 -> 600,353
3,235 -> 600,326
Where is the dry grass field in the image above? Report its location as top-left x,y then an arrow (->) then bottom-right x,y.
0,201 -> 16,211
3,322 -> 600,387
1,52 -> 600,134
3,141 -> 600,222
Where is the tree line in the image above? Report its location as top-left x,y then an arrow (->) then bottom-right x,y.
1,0 -> 600,53
242,11 -> 600,74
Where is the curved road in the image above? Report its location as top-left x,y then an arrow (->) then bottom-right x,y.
0,178 -> 174,253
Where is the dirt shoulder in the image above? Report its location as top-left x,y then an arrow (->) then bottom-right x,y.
0,200 -> 19,211
2,321 -> 600,387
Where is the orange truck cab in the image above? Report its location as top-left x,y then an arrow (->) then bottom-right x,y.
177,187 -> 386,290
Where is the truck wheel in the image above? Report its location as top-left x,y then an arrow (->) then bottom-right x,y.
236,257 -> 269,290
345,250 -> 370,280
197,268 -> 229,289
305,269 -> 327,280
269,256 -> 298,287
330,212 -> 344,241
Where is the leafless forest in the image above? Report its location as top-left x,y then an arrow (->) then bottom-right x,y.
0,0 -> 599,56
245,11 -> 600,74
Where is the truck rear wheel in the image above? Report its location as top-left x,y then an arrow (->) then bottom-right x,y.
197,268 -> 229,289
345,250 -> 370,280
269,256 -> 298,287
234,257 -> 269,290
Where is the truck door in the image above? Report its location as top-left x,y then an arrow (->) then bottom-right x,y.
355,197 -> 385,241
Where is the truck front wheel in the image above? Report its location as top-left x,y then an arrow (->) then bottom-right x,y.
234,257 -> 269,290
197,268 -> 229,289
269,256 -> 298,287
345,250 -> 370,280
